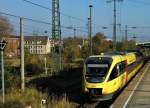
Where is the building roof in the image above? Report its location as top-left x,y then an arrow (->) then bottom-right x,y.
24,36 -> 49,45
5,35 -> 49,45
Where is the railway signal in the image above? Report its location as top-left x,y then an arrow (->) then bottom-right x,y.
0,40 -> 7,103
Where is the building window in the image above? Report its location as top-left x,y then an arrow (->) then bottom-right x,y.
37,41 -> 41,44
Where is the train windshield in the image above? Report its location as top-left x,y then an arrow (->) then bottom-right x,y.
85,57 -> 112,83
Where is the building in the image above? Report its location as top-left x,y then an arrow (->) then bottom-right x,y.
24,36 -> 52,54
4,35 -> 52,58
5,36 -> 20,58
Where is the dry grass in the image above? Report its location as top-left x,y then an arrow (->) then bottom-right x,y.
48,95 -> 75,108
0,88 -> 75,108
0,88 -> 45,108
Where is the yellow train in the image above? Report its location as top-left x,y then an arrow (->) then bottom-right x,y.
82,51 -> 144,101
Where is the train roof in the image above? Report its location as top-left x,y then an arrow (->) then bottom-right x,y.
89,51 -> 137,58
88,52 -> 136,64
89,53 -> 126,58
88,54 -> 124,64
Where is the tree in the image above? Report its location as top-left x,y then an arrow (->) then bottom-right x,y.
63,37 -> 83,63
118,40 -> 136,51
81,45 -> 89,59
0,16 -> 13,39
126,40 -> 136,50
92,32 -> 112,54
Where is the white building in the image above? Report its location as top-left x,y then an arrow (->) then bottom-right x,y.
24,36 -> 52,54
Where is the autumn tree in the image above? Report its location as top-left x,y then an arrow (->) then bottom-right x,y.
63,37 -> 83,63
0,16 -> 13,39
0,16 -> 16,89
81,44 -> 89,59
92,32 -> 112,54
117,40 -> 136,51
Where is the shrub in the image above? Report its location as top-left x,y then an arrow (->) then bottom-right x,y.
25,63 -> 44,75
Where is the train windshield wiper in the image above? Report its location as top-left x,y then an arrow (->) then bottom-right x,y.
85,74 -> 105,83
85,74 -> 105,77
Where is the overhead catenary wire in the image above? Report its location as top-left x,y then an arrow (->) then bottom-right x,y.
5,20 -> 50,37
128,0 -> 150,6
22,0 -> 108,28
0,11 -> 88,33
3,11 -> 150,39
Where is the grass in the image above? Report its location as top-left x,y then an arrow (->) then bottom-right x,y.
0,88 -> 75,108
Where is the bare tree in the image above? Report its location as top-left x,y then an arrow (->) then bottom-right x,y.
0,16 -> 13,39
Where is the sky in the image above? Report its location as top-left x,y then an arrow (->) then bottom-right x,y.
0,0 -> 150,42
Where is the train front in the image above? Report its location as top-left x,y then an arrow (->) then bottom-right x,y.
82,56 -> 113,101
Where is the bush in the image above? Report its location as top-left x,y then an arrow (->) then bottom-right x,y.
25,63 -> 44,75
0,66 -> 21,90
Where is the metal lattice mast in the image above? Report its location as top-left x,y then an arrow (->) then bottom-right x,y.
52,0 -> 61,42
52,0 -> 62,70
113,0 -> 117,51
107,0 -> 123,51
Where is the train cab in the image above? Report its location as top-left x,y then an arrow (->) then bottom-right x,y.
83,54 -> 128,100
82,52 -> 144,101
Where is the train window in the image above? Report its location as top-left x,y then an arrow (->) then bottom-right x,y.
119,63 -> 122,72
85,64 -> 109,83
118,61 -> 126,74
86,64 -> 109,76
109,65 -> 119,80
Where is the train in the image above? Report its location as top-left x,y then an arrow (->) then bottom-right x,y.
82,51 -> 144,101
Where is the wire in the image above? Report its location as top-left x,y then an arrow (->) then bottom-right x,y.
23,0 -> 52,11
22,0 -> 106,28
7,19 -> 52,36
0,11 -> 88,33
23,0 -> 85,22
128,0 -> 150,6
